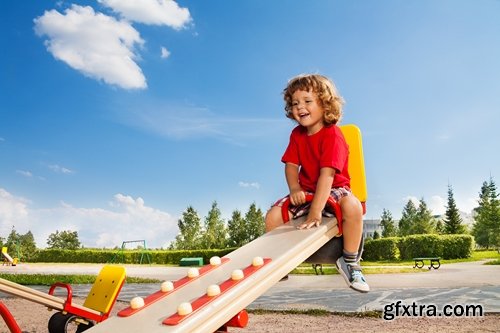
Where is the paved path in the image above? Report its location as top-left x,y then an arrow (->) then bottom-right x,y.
2,260 -> 499,312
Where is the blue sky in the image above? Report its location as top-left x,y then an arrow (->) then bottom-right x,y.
1,0 -> 499,248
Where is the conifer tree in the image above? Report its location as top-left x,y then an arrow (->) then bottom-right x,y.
411,198 -> 435,234
227,210 -> 247,247
245,203 -> 265,241
380,208 -> 397,237
472,181 -> 490,247
398,200 -> 417,236
443,184 -> 466,234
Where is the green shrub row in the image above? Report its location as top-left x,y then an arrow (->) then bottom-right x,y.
364,234 -> 474,261
28,248 -> 237,265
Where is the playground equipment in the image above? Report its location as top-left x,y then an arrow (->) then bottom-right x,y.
0,265 -> 126,333
1,247 -> 18,266
110,240 -> 152,265
86,124 -> 367,333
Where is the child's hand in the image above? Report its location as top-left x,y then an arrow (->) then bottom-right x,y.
297,210 -> 322,229
289,189 -> 306,206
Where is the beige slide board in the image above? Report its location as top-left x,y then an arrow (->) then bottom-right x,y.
87,216 -> 339,333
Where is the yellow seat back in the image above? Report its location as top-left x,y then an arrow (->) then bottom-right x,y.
83,265 -> 126,314
340,124 -> 368,203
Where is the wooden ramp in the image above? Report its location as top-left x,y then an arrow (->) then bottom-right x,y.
87,216 -> 340,333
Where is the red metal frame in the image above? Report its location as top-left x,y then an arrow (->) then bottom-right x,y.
280,194 -> 344,234
0,301 -> 22,333
48,280 -> 125,323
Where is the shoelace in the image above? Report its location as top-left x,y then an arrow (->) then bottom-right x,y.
347,263 -> 365,282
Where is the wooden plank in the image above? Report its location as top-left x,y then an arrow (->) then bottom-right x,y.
87,217 -> 339,333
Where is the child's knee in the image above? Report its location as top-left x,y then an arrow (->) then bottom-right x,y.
340,195 -> 363,219
265,206 -> 284,232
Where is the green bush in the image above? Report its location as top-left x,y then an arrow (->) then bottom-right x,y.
28,248 -> 236,265
398,234 -> 443,260
440,234 -> 474,259
363,237 -> 399,261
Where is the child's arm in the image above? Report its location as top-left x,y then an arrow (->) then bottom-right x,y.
298,167 -> 335,229
285,163 -> 305,205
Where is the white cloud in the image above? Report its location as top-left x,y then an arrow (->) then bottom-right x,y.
16,170 -> 33,178
238,181 -> 260,189
48,164 -> 74,174
160,46 -> 171,59
0,188 -> 178,248
99,0 -> 191,29
0,189 -> 31,236
34,5 -> 147,90
428,195 -> 446,215
402,195 -> 420,207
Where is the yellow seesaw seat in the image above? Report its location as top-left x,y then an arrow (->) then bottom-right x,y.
340,124 -> 368,210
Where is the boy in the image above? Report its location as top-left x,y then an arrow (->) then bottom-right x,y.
265,74 -> 369,293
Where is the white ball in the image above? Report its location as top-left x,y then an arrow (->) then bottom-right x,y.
177,302 -> 193,316
130,296 -> 145,309
206,284 -> 221,297
231,269 -> 244,281
161,281 -> 174,292
209,256 -> 222,266
252,256 -> 264,267
187,267 -> 199,278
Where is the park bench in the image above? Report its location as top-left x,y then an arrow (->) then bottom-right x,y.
413,257 -> 441,270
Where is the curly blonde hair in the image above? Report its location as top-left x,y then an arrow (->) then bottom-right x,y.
283,74 -> 344,125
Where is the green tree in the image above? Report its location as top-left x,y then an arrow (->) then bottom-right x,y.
379,208 -> 397,237
398,200 -> 417,236
46,230 -> 81,250
472,181 -> 493,248
244,203 -> 265,242
373,230 -> 380,239
472,178 -> 500,248
443,184 -> 466,234
411,198 -> 435,234
170,206 -> 203,250
486,178 -> 500,247
435,219 -> 446,234
227,210 -> 247,247
201,201 -> 227,249
5,227 -> 37,261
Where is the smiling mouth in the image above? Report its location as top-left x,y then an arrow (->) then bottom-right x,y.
298,112 -> 310,118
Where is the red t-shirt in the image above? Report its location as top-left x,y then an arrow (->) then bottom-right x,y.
281,125 -> 350,192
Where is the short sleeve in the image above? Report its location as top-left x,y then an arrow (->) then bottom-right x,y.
281,128 -> 300,164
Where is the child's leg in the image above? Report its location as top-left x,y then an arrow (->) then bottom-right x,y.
335,194 -> 369,293
265,206 -> 290,232
339,195 -> 363,253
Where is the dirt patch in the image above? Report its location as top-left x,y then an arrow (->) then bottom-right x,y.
0,298 -> 498,332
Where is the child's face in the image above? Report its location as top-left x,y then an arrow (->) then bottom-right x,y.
290,89 -> 325,135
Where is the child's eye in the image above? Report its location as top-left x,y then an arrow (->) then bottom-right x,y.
305,100 -> 312,104
291,101 -> 299,106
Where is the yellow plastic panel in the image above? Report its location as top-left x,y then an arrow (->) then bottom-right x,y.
83,265 -> 126,314
340,124 -> 368,202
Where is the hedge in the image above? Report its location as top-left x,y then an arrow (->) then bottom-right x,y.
28,248 -> 237,264
363,237 -> 398,261
364,234 -> 474,261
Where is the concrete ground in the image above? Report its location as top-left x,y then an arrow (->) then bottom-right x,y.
1,260 -> 499,313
